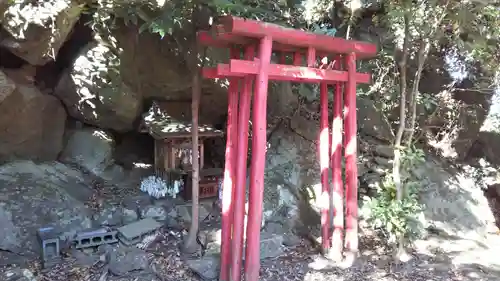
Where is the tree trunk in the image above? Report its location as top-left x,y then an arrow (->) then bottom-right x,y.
393,8 -> 411,261
183,62 -> 201,254
406,5 -> 449,146
405,40 -> 429,146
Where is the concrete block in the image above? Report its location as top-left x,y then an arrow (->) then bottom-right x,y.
37,226 -> 61,268
117,218 -> 163,246
73,228 -> 118,249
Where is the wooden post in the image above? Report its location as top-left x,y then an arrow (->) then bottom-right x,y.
245,36 -> 272,281
230,45 -> 255,281
220,47 -> 240,281
320,81 -> 330,252
330,56 -> 344,261
344,52 -> 358,258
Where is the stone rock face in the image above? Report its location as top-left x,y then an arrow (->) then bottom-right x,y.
357,97 -> 394,142
263,125 -> 306,213
261,95 -> 394,230
107,246 -> 149,276
186,255 -> 220,281
0,0 -> 85,65
112,23 -> 228,126
424,90 -> 487,159
413,159 -> 497,238
0,160 -> 93,256
92,205 -> 125,227
254,233 -> 284,260
0,70 -> 66,163
60,128 -> 115,175
54,42 -> 142,131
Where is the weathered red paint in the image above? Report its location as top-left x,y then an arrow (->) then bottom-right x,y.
319,81 -> 330,252
330,57 -> 344,260
245,36 -> 273,281
293,52 -> 302,65
230,45 -> 255,281
279,52 -> 287,64
201,61 -> 371,84
219,48 -> 240,281
307,47 -> 316,67
344,52 -> 358,255
198,30 -> 327,56
196,16 -> 376,280
218,16 -> 377,59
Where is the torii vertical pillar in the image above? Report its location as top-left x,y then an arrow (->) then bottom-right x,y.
220,48 -> 240,281
231,45 -> 255,281
330,56 -> 344,260
343,52 -> 358,258
245,36 -> 273,281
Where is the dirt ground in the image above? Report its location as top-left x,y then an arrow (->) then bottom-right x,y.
2,226 -> 496,281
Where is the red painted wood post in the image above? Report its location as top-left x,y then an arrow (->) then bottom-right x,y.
280,52 -> 287,64
293,51 -> 302,66
220,48 -> 240,281
310,46 -> 331,252
245,36 -> 273,281
330,56 -> 344,261
344,52 -> 358,257
230,45 -> 255,281
307,47 -> 316,67
319,81 -> 331,252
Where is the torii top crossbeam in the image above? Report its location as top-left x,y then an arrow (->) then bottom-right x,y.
198,16 -> 376,84
200,16 -> 377,58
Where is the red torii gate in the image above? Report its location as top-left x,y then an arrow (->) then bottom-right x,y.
197,16 -> 377,281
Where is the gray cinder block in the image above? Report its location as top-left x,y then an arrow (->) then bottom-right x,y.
73,228 -> 118,249
37,226 -> 61,267
117,218 -> 163,245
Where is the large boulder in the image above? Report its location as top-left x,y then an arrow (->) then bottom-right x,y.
423,90 -> 487,159
0,0 -> 85,65
0,70 -> 66,163
260,94 -> 394,231
261,108 -> 323,233
60,128 -> 114,173
413,158 -> 497,238
60,127 -> 128,184
110,23 -> 228,125
0,160 -> 93,256
54,41 -> 142,131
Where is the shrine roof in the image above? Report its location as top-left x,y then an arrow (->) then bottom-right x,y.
140,102 -> 223,139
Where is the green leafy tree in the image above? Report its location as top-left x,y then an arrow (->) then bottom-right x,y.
361,0 -> 500,260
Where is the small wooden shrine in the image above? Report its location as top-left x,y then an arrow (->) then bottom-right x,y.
139,102 -> 224,200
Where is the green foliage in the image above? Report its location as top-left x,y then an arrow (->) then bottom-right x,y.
311,23 -> 337,36
362,147 -> 426,245
445,3 -> 500,76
